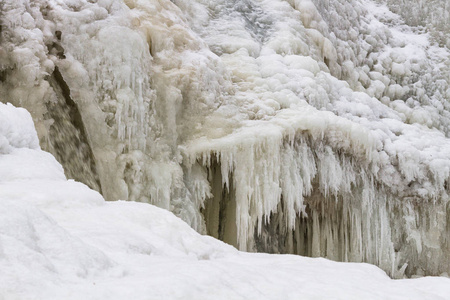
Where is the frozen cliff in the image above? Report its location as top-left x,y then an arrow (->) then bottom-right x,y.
1,0 -> 449,279
2,101 -> 450,299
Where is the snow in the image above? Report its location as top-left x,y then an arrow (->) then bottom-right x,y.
0,103 -> 40,154
1,0 -> 449,281
1,102 -> 450,299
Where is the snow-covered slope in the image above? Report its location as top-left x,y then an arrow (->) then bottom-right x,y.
1,0 -> 449,278
1,102 -> 450,299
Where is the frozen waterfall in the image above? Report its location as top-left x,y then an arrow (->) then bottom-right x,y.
1,0 -> 449,278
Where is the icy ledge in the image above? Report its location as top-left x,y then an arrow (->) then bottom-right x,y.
1,103 -> 450,299
182,99 -> 450,278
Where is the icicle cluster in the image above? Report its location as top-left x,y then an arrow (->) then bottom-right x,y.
182,104 -> 450,277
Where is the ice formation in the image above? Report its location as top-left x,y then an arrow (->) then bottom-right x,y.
2,101 -> 450,299
1,0 -> 449,278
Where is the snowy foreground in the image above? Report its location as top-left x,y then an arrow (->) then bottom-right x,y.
2,103 -> 450,299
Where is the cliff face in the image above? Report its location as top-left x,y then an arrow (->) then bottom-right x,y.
1,0 -> 449,277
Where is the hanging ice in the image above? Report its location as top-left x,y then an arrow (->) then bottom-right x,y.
1,0 -> 449,278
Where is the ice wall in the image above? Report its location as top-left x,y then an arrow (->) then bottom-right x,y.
0,0 -> 230,231
1,0 -> 449,277
178,0 -> 450,277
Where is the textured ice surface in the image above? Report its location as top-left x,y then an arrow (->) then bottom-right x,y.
178,0 -> 450,277
1,102 -> 450,299
1,0 -> 449,277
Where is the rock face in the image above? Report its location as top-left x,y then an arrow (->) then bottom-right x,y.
1,0 -> 449,277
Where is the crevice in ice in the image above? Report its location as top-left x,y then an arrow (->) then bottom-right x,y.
201,158 -> 238,248
46,65 -> 102,193
0,70 -> 7,83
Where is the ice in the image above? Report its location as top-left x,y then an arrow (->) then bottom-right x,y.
1,102 -> 450,299
177,0 -> 450,277
1,0 -> 449,279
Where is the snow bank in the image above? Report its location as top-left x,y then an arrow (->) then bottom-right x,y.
0,103 -> 39,154
1,102 -> 450,299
